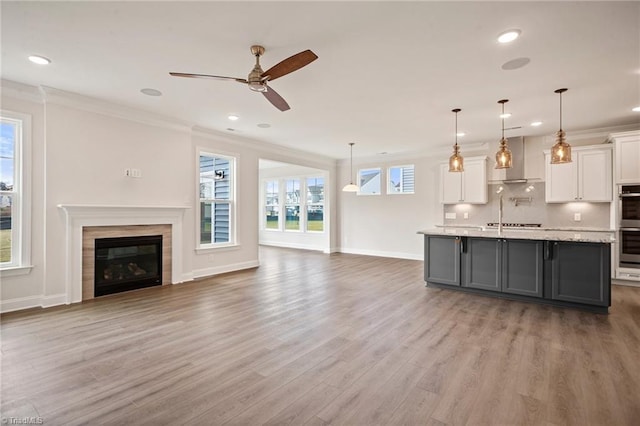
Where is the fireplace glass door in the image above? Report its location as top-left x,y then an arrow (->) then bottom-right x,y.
94,235 -> 162,296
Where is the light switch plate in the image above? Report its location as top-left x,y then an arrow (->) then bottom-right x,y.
445,212 -> 456,220
574,213 -> 581,221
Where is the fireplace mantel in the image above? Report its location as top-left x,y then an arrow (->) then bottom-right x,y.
58,204 -> 190,304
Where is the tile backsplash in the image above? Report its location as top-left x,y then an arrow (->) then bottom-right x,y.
442,182 -> 611,229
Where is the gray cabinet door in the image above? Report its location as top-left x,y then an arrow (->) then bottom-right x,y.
550,241 -> 611,307
425,236 -> 461,286
501,239 -> 544,298
463,237 -> 500,291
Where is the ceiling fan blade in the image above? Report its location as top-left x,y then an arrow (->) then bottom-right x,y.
169,72 -> 247,83
262,86 -> 290,111
261,49 -> 318,82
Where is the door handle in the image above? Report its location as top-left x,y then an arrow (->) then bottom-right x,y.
544,241 -> 550,259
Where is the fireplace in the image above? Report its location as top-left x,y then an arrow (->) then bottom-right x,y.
94,235 -> 162,297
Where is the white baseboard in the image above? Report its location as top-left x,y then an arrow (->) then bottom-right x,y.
1,295 -> 43,313
41,293 -> 68,308
192,260 -> 260,279
338,247 -> 423,261
178,272 -> 195,284
613,279 -> 640,288
260,241 -> 326,252
1,293 -> 67,313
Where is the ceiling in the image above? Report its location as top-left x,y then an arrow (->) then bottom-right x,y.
2,1 -> 639,160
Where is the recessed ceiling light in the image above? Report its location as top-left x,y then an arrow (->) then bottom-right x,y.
456,132 -> 466,137
498,29 -> 521,44
501,57 -> 531,71
632,106 -> 640,112
257,123 -> 271,128
500,113 -> 512,119
531,121 -> 543,127
140,88 -> 162,96
228,115 -> 239,121
28,55 -> 51,65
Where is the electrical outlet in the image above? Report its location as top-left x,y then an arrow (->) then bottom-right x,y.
131,168 -> 142,178
445,212 -> 456,220
124,168 -> 131,177
574,213 -> 581,222
463,212 -> 469,219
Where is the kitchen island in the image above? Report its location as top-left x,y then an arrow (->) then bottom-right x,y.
418,227 -> 614,313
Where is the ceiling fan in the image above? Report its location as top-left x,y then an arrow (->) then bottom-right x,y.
170,45 -> 318,111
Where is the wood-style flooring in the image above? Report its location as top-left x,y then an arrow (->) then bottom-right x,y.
2,246 -> 640,425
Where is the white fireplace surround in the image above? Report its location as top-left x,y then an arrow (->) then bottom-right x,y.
58,205 -> 189,304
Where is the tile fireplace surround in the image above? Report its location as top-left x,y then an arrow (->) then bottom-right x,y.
58,205 -> 189,304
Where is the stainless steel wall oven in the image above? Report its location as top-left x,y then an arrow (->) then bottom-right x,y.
619,185 -> 640,268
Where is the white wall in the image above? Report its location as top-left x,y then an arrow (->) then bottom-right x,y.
338,154 -> 442,260
0,81 -> 336,312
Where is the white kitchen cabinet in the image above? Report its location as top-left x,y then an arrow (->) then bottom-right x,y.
610,130 -> 640,184
545,145 -> 612,203
440,156 -> 487,204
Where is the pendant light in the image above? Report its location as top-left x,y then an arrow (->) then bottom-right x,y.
342,142 -> 359,192
494,99 -> 513,169
550,88 -> 572,164
448,108 -> 464,172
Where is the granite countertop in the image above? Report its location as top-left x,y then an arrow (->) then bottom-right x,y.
418,227 -> 615,243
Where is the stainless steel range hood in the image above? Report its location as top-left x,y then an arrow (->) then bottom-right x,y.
502,136 -> 527,183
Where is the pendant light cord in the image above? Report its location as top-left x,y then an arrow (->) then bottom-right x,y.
501,102 -> 505,140
349,142 -> 354,184
554,88 -> 568,133
455,111 -> 458,146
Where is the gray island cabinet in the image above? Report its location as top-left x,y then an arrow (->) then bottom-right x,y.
420,229 -> 612,313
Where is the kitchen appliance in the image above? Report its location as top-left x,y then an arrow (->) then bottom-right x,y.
620,185 -> 640,228
619,185 -> 640,270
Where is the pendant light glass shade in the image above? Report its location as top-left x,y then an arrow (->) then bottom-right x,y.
551,88 -> 572,164
494,99 -> 513,169
342,142 -> 359,192
448,108 -> 464,172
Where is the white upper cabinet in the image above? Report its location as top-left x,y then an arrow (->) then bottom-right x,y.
440,156 -> 487,204
545,145 -> 612,203
610,131 -> 640,184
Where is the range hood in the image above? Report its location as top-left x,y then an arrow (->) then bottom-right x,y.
502,136 -> 527,183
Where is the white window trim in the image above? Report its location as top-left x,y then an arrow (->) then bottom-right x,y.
387,164 -> 415,195
357,167 -> 383,196
0,110 -> 32,275
263,179 -> 280,232
283,178 -> 302,233
196,149 -> 238,250
261,175 -> 325,234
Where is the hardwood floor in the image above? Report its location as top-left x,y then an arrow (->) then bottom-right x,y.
2,246 -> 640,425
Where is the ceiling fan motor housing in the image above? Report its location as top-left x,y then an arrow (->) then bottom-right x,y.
248,45 -> 267,91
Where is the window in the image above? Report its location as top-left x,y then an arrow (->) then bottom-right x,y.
1,112 -> 29,271
199,152 -> 235,247
358,168 -> 382,195
261,175 -> 325,234
306,177 -> 324,232
284,179 -> 301,231
264,180 -> 279,230
388,165 -> 415,194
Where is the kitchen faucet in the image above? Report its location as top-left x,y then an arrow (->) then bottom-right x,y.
496,186 -> 504,235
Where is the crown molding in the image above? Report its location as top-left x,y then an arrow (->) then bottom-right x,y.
340,141 -> 489,166
192,126 -> 336,170
1,80 -> 44,103
563,123 -> 640,142
39,85 -> 194,133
